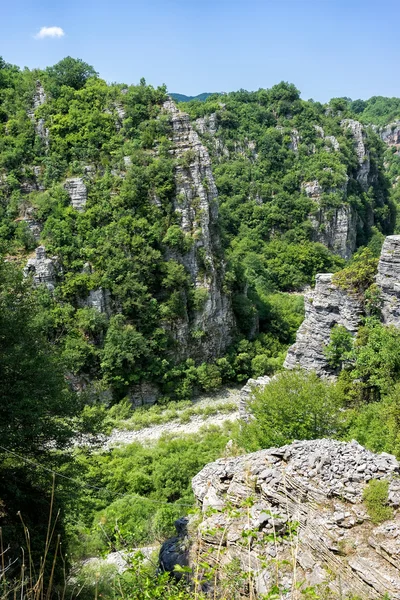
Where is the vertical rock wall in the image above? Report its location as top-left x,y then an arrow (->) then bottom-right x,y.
163,100 -> 235,360
376,235 -> 400,325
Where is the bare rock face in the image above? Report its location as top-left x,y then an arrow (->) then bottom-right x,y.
195,113 -> 218,136
23,246 -> 57,291
376,235 -> 400,325
379,121 -> 400,148
341,119 -> 371,190
314,124 -> 340,151
163,100 -> 235,361
64,178 -> 87,211
302,177 -> 357,259
128,382 -> 160,408
309,204 -> 358,260
185,439 -> 400,599
239,376 -> 272,422
80,288 -> 111,314
284,273 -> 363,375
20,206 -> 42,241
28,81 -> 49,143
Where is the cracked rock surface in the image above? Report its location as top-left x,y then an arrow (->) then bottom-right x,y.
186,439 -> 400,599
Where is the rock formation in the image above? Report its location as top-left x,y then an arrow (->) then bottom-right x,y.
163,100 -> 235,361
309,204 -> 357,260
284,273 -> 363,375
169,439 -> 400,599
28,81 -> 49,143
341,118 -> 371,190
285,235 -> 400,375
302,176 -> 358,260
64,178 -> 88,211
376,235 -> 400,325
239,375 -> 272,422
379,121 -> 400,148
81,288 -> 110,314
23,246 -> 58,291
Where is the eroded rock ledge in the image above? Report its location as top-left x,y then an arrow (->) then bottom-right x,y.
166,439 -> 400,599
284,273 -> 363,375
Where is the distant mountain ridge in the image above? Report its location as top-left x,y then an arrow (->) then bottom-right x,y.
170,92 -> 217,102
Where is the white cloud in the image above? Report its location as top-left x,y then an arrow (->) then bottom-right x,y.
35,26 -> 65,40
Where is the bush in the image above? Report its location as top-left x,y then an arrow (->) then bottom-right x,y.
240,370 -> 345,451
332,248 -> 378,295
363,479 -> 393,524
324,324 -> 354,369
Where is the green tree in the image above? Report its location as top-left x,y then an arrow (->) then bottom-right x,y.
240,370 -> 345,451
45,56 -> 98,96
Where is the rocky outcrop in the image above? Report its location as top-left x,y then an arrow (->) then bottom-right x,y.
239,375 -> 271,422
178,439 -> 400,599
309,204 -> 358,259
128,382 -> 160,408
19,206 -> 42,241
314,125 -> 340,151
341,119 -> 371,190
379,121 -> 400,148
163,100 -> 235,361
376,235 -> 400,325
64,178 -> 87,211
80,288 -> 110,314
28,81 -> 49,143
23,246 -> 58,291
284,273 -> 363,375
302,177 -> 358,259
195,113 -> 218,136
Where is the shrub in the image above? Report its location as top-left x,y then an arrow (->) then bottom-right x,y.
363,479 -> 393,524
324,324 -> 354,369
332,248 -> 378,295
240,370 -> 345,451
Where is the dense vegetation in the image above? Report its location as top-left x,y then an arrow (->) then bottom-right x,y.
3,54 -> 400,599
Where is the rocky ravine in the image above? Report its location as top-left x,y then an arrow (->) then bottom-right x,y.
161,439 -> 400,599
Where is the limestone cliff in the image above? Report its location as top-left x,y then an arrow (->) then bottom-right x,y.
284,235 -> 400,375
341,118 -> 372,191
163,100 -> 235,360
379,121 -> 400,148
169,439 -> 400,599
23,246 -> 58,291
64,177 -> 88,211
376,235 -> 400,325
28,81 -> 49,143
284,273 -> 363,375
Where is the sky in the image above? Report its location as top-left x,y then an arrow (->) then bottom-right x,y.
1,0 -> 400,102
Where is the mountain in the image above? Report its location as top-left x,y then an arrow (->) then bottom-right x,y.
170,92 -> 217,102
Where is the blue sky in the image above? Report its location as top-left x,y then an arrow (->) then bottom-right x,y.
2,0 -> 400,102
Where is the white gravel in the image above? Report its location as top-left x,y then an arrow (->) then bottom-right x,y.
104,387 -> 241,448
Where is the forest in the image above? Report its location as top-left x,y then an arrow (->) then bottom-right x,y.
2,55 -> 400,598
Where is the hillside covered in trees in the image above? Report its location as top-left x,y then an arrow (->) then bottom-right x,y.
3,55 -> 400,598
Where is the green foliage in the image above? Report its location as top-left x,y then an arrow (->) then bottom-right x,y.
0,260 -> 77,455
45,56 -> 98,97
240,370 -> 345,451
332,247 -> 378,294
350,318 -> 400,400
324,325 -> 354,369
71,424 -> 236,557
363,479 -> 393,523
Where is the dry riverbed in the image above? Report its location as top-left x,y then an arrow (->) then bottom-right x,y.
103,387 -> 241,448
